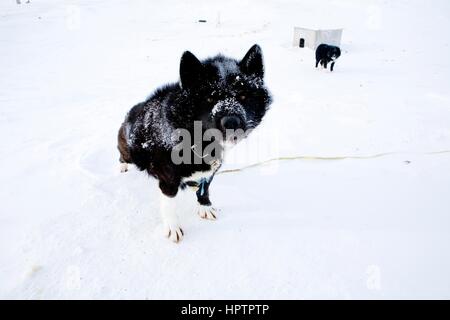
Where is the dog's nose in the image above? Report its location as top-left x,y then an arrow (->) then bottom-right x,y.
220,116 -> 242,130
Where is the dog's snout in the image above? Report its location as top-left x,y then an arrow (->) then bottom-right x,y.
220,116 -> 242,130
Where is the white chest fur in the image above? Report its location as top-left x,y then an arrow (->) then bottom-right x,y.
182,169 -> 215,184
182,159 -> 222,184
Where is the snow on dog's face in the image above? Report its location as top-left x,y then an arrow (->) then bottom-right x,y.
179,45 -> 272,144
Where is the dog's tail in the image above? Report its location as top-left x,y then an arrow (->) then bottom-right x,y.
117,123 -> 132,164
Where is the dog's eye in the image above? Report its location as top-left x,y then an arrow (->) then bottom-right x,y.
207,97 -> 214,103
239,95 -> 246,101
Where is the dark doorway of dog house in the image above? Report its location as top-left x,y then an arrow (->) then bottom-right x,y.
299,38 -> 305,48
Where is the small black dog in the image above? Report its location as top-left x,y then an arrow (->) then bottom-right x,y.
118,45 -> 272,242
315,44 -> 341,72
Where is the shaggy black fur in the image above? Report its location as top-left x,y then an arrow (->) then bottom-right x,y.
118,45 -> 272,200
315,43 -> 341,72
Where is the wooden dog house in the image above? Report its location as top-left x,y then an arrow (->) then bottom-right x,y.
293,27 -> 343,50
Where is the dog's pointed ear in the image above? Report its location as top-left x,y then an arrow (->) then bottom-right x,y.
180,51 -> 204,89
239,44 -> 264,78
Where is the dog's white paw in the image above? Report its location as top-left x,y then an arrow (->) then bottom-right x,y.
119,163 -> 128,173
164,224 -> 184,243
197,205 -> 217,220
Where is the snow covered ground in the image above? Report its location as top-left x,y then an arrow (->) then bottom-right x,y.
1,0 -> 450,299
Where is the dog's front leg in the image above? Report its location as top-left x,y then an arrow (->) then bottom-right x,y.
331,61 -> 335,72
159,179 -> 184,243
196,177 -> 217,220
160,193 -> 184,243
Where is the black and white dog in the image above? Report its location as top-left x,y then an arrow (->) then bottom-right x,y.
315,43 -> 341,72
118,45 -> 272,242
